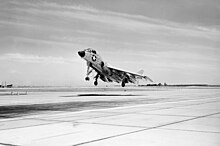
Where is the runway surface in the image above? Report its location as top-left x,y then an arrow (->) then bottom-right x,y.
0,87 -> 220,146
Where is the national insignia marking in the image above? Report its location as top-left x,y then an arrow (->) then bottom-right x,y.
92,55 -> 96,61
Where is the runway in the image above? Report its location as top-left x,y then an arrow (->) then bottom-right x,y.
0,87 -> 220,146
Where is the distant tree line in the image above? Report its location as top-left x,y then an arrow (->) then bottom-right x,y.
138,83 -> 215,87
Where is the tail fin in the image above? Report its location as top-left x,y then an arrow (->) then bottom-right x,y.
144,76 -> 153,82
137,70 -> 153,82
137,69 -> 144,75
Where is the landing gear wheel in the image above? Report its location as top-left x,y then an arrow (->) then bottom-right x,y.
94,80 -> 98,86
121,81 -> 125,87
85,77 -> 90,81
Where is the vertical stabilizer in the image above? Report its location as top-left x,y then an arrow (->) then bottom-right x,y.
137,69 -> 144,75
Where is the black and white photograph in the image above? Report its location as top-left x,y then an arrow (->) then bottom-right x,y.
0,0 -> 220,145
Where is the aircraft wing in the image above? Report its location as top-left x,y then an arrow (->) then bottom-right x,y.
107,65 -> 153,83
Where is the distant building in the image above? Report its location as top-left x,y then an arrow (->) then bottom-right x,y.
6,84 -> 13,88
0,82 -> 13,88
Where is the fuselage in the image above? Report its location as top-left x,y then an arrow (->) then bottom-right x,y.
78,49 -> 113,82
77,48 -> 152,87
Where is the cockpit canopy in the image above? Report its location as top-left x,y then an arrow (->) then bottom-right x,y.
84,48 -> 96,54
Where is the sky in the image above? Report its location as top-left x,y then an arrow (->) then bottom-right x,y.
0,0 -> 220,86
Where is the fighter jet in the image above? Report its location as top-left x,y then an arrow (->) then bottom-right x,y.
78,48 -> 153,87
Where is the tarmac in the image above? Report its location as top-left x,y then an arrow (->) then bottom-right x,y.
0,87 -> 220,146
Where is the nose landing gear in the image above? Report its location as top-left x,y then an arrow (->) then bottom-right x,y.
94,80 -> 98,86
94,74 -> 99,86
85,77 -> 90,81
85,62 -> 93,81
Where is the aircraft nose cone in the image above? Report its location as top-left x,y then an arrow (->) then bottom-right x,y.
78,51 -> 85,58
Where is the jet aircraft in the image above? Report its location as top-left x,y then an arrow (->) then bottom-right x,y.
78,48 -> 153,87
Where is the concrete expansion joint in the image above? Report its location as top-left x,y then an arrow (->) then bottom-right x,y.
72,111 -> 220,146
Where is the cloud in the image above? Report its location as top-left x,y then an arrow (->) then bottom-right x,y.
6,1 -> 219,40
0,53 -> 76,64
1,0 -> 219,85
9,69 -> 22,74
51,3 -> 219,39
2,1 -> 219,53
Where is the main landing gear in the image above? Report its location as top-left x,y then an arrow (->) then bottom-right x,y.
121,77 -> 128,87
121,81 -> 125,87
